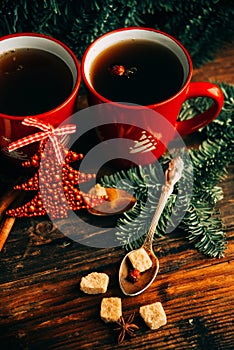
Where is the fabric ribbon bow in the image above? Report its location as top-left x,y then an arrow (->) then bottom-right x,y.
8,117 -> 76,164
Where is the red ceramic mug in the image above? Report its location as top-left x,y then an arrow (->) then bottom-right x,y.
0,33 -> 80,162
82,27 -> 224,167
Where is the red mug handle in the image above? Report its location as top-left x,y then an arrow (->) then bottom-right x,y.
176,82 -> 224,136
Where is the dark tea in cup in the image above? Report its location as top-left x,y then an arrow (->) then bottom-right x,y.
0,48 -> 73,116
90,39 -> 185,105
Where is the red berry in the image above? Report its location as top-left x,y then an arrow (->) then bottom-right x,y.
109,65 -> 125,76
127,268 -> 140,283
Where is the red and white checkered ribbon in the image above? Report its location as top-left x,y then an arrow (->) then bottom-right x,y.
8,117 -> 76,164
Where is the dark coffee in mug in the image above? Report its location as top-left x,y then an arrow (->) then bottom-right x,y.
90,39 -> 184,105
0,48 -> 73,116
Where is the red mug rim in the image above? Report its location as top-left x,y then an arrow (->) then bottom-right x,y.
82,27 -> 193,110
0,32 -> 81,120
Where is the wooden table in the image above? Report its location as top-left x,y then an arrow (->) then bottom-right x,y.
0,44 -> 233,350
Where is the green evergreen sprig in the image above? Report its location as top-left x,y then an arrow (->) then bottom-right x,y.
101,83 -> 234,258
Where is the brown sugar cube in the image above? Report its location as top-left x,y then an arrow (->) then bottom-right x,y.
80,272 -> 109,294
139,302 -> 167,330
100,297 -> 122,323
93,184 -> 107,197
128,247 -> 153,273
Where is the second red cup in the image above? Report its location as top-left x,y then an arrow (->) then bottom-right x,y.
82,27 -> 224,167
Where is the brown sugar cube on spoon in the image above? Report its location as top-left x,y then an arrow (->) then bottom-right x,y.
93,184 -> 108,197
100,297 -> 122,323
139,302 -> 167,330
128,247 -> 153,273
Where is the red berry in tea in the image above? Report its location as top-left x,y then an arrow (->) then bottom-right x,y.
108,64 -> 125,76
127,268 -> 141,283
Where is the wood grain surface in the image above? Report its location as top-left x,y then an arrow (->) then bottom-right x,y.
0,43 -> 233,350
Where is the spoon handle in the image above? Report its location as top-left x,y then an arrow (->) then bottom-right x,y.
143,157 -> 184,251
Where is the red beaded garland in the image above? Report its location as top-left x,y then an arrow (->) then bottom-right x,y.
7,140 -> 106,219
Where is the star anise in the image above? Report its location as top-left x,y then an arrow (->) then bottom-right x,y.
115,313 -> 139,344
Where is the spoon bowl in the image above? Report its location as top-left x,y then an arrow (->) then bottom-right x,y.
119,248 -> 159,296
87,187 -> 136,216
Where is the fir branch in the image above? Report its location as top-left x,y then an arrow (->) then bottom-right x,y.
102,150 -> 193,250
181,202 -> 226,258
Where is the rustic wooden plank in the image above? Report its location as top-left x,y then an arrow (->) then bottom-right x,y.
0,214 -> 233,349
192,42 -> 234,84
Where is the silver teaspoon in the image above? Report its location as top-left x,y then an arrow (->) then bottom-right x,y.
119,157 -> 184,296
